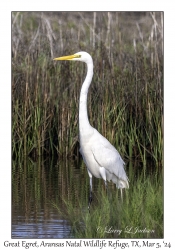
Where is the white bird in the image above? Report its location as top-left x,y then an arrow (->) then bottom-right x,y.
54,51 -> 129,208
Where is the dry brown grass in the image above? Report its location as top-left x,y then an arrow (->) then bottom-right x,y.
12,12 -> 163,169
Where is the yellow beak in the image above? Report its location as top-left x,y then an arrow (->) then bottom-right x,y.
53,54 -> 80,61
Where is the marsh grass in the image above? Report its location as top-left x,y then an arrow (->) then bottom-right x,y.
13,156 -> 163,238
12,12 -> 163,239
12,12 -> 163,170
54,168 -> 163,238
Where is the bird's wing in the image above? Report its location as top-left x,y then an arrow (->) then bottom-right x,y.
91,129 -> 127,181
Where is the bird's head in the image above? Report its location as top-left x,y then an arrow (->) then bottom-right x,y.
53,51 -> 93,64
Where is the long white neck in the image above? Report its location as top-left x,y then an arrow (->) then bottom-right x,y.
79,62 -> 93,136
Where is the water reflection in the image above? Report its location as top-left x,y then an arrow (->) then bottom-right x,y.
12,214 -> 71,238
12,157 -> 88,238
12,157 -> 148,238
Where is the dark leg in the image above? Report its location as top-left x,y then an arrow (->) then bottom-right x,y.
88,191 -> 92,210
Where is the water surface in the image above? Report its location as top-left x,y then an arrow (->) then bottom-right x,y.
12,157 -> 144,238
12,157 -> 88,238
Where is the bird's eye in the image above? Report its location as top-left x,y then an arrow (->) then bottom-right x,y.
76,55 -> 81,58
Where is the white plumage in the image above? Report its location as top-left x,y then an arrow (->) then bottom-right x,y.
54,51 -> 129,207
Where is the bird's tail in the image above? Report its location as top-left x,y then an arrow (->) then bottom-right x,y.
118,179 -> 129,201
117,178 -> 129,189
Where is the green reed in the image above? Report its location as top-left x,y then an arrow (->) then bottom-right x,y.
12,12 -> 163,169
12,155 -> 163,238
55,162 -> 163,238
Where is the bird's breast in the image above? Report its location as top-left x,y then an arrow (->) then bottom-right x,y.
79,141 -> 101,179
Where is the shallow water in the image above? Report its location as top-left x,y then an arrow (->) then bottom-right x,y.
12,209 -> 71,238
12,157 -> 145,238
12,157 -> 88,238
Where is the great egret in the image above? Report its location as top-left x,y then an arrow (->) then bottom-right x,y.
54,51 -> 129,207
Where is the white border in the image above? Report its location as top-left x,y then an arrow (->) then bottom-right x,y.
1,0 -> 175,249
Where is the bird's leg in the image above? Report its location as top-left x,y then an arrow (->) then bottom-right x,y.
88,191 -> 92,210
88,176 -> 93,210
120,188 -> 123,202
99,167 -> 108,196
105,180 -> 108,196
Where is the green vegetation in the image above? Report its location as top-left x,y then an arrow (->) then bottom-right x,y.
12,12 -> 163,166
54,163 -> 163,238
12,12 -> 163,238
12,156 -> 163,238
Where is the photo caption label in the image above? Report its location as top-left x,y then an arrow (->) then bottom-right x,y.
3,240 -> 172,249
